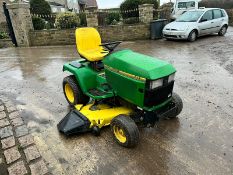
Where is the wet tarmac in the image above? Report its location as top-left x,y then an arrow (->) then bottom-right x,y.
0,27 -> 233,175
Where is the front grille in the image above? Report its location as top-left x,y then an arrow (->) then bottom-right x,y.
164,34 -> 177,38
144,81 -> 174,107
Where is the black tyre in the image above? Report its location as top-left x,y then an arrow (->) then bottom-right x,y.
188,30 -> 197,42
218,25 -> 228,36
111,115 -> 139,148
166,38 -> 172,41
63,75 -> 90,106
168,93 -> 183,118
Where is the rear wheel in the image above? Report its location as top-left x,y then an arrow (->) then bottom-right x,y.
63,75 -> 90,106
218,25 -> 227,36
188,30 -> 197,42
168,93 -> 183,118
111,115 -> 139,148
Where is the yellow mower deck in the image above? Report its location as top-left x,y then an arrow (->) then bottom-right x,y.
58,103 -> 132,136
75,103 -> 132,129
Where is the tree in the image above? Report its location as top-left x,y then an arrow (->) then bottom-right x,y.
199,0 -> 233,9
120,0 -> 159,11
120,0 -> 159,19
30,0 -> 52,15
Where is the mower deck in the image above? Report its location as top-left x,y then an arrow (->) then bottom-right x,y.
58,103 -> 132,135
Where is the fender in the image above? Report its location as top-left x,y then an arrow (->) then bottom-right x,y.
63,60 -> 97,94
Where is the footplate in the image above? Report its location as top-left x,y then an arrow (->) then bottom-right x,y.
57,110 -> 91,135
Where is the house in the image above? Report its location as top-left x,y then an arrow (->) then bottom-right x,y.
47,0 -> 98,13
49,1 -> 66,12
46,0 -> 67,13
69,0 -> 98,13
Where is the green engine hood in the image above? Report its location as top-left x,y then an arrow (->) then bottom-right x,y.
103,50 -> 176,80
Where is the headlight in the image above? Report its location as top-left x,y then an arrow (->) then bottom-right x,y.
168,73 -> 175,83
150,79 -> 163,89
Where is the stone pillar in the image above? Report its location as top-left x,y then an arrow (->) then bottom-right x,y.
7,3 -> 33,47
85,6 -> 98,27
139,4 -> 154,24
0,0 -> 5,24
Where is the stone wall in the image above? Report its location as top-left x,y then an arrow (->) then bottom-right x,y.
0,0 -> 5,23
226,9 -> 233,26
29,24 -> 150,46
0,22 -> 8,33
0,39 -> 13,48
0,0 -> 10,24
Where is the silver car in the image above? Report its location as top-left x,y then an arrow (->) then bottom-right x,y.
163,8 -> 229,42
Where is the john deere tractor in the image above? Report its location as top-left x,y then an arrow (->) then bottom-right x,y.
58,27 -> 183,148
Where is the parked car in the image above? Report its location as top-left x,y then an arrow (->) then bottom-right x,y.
171,0 -> 199,20
163,8 -> 229,42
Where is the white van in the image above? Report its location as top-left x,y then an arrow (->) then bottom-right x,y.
171,0 -> 199,20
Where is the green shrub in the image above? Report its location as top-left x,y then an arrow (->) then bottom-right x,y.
0,31 -> 8,39
55,12 -> 80,29
120,0 -> 140,19
106,12 -> 121,25
32,16 -> 46,30
30,0 -> 51,15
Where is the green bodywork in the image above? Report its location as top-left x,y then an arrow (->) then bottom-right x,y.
103,50 -> 176,80
63,49 -> 176,110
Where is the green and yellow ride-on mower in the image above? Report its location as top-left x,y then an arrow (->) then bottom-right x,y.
58,27 -> 183,148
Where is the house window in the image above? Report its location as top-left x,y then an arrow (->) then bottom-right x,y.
52,7 -> 58,13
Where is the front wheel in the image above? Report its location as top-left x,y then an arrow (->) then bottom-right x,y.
111,115 -> 139,148
168,93 -> 183,119
218,25 -> 227,36
188,30 -> 197,42
63,75 -> 90,106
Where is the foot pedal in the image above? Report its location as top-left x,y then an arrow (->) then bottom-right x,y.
88,88 -> 108,96
57,110 -> 91,135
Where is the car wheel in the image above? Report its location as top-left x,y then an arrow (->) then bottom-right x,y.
166,38 -> 172,41
218,25 -> 227,36
188,30 -> 197,42
168,93 -> 183,119
63,75 -> 90,106
111,115 -> 139,148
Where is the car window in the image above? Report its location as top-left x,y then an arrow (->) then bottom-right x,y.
213,9 -> 222,19
201,10 -> 213,21
221,10 -> 226,17
178,1 -> 195,9
176,11 -> 204,22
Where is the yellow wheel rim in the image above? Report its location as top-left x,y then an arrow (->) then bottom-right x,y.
113,126 -> 126,143
65,83 -> 74,103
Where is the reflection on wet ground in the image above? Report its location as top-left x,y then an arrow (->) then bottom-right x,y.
0,28 -> 233,174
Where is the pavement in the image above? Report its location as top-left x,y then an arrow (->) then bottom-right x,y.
0,97 -> 49,175
0,27 -> 233,175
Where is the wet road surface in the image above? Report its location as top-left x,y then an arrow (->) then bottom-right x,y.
0,27 -> 233,175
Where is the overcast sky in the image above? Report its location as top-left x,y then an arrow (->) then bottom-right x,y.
97,0 -> 175,9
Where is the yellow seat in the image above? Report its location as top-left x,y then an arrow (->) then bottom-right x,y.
75,27 -> 109,62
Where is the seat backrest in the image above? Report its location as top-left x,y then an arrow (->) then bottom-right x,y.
76,27 -> 102,54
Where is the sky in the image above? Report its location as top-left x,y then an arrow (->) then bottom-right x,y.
97,0 -> 174,9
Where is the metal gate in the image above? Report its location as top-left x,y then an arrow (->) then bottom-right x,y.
2,2 -> 17,46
